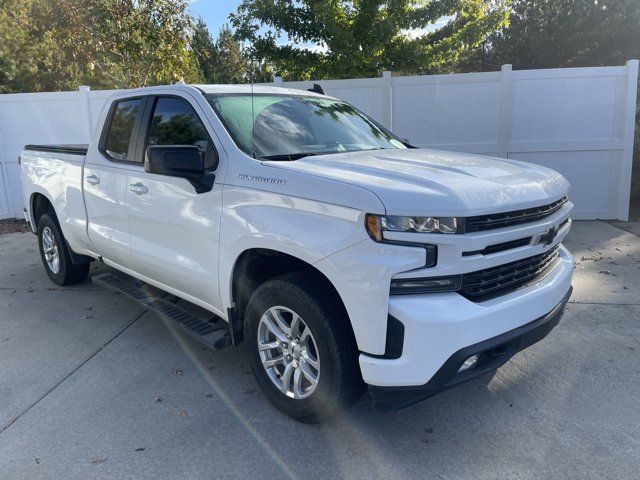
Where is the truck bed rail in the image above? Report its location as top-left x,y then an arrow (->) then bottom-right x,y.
24,144 -> 88,155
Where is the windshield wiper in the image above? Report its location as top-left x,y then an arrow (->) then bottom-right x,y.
260,147 -> 392,161
360,147 -> 387,152
260,152 -> 323,161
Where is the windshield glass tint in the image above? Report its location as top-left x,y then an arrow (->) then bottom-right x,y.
206,94 -> 406,159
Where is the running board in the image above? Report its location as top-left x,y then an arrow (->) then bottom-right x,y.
92,272 -> 230,350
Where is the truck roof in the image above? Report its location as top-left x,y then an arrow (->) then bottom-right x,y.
195,84 -> 327,97
111,83 -> 331,99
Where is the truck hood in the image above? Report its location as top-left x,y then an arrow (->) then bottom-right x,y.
264,148 -> 570,216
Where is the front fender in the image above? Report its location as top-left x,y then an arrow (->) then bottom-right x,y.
218,184 -> 426,354
314,241 -> 425,354
219,185 -> 370,310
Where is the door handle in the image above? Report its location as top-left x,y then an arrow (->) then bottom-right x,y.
86,175 -> 100,185
129,182 -> 148,195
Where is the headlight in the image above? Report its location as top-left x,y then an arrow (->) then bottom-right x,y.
365,214 -> 461,241
365,213 -> 441,268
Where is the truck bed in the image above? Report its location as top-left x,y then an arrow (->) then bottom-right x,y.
24,144 -> 88,155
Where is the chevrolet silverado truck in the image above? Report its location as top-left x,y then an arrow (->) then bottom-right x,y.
20,84 -> 574,423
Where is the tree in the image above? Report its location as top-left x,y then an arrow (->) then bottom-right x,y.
0,0 -> 200,92
212,25 -> 251,83
246,58 -> 275,83
0,1 -> 30,92
191,20 -> 268,84
455,0 -> 640,71
230,0 -> 510,80
89,0 -> 200,88
192,22 -> 269,84
191,17 -> 217,83
0,0 -> 86,92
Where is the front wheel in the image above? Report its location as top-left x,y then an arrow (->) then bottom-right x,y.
244,272 -> 363,423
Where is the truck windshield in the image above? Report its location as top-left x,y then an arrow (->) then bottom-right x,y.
206,93 -> 407,160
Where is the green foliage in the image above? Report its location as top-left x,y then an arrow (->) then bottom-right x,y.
454,0 -> 640,71
0,0 -> 199,92
192,17 -> 218,84
213,25 -> 251,83
94,0 -> 200,87
191,21 -> 272,84
230,0 -> 510,80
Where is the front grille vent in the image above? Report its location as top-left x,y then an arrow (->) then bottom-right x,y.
460,246 -> 561,301
464,197 -> 568,233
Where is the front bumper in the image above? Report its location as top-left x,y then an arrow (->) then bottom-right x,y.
359,243 -> 573,407
369,285 -> 572,411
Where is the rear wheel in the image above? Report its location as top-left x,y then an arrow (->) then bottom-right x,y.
37,214 -> 89,286
244,272 -> 364,423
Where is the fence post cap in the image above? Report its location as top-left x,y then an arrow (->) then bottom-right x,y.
78,85 -> 91,91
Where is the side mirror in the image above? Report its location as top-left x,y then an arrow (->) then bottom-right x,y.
145,145 -> 215,193
145,145 -> 204,177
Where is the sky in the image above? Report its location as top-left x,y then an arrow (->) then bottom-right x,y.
188,0 -> 241,34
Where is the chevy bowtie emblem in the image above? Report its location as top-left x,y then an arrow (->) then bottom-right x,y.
534,225 -> 558,247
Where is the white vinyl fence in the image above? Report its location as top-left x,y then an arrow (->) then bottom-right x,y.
0,86 -> 119,220
0,61 -> 638,221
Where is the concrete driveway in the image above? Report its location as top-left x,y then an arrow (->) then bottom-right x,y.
0,221 -> 638,479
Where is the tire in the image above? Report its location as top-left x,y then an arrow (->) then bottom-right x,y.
244,272 -> 364,423
37,213 -> 90,286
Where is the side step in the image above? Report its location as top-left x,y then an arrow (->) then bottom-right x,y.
92,272 -> 231,350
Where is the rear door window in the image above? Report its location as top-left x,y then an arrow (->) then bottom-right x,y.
102,98 -> 143,162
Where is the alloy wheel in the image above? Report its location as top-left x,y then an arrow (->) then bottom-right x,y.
257,306 -> 321,399
42,226 -> 60,274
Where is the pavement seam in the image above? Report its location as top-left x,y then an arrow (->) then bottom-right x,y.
0,309 -> 147,435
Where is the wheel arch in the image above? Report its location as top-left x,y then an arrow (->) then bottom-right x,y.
30,191 -> 92,265
229,248 -> 355,344
30,191 -> 57,230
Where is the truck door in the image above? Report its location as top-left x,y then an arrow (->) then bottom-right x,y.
125,94 -> 224,310
84,97 -> 146,265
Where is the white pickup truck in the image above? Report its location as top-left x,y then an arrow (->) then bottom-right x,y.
20,84 -> 574,422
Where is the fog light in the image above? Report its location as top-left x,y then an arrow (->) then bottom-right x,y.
458,354 -> 480,373
390,275 -> 461,294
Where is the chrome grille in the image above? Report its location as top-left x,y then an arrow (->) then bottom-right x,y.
464,197 -> 568,233
460,246 -> 561,301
